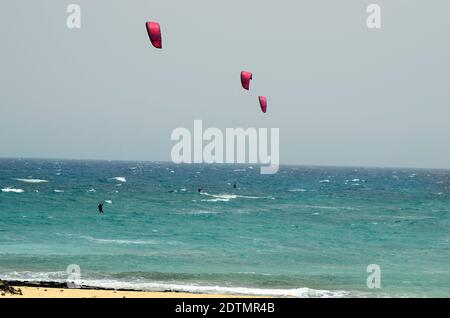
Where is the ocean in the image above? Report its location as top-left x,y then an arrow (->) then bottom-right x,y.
0,158 -> 449,297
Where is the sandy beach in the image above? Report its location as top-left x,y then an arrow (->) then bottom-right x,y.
0,286 -> 255,299
2,286 -> 258,298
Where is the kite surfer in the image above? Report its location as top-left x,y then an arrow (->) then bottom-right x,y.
98,201 -> 104,214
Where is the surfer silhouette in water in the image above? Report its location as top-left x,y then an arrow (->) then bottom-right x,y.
98,202 -> 104,214
198,188 -> 202,194
233,183 -> 237,189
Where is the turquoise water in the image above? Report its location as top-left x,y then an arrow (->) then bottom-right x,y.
0,158 -> 449,297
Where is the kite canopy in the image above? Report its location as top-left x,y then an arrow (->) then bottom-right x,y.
240,71 -> 253,90
146,21 -> 162,49
258,96 -> 267,113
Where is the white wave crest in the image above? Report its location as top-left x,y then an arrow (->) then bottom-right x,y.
201,193 -> 237,202
55,233 -> 156,245
1,187 -> 24,193
110,177 -> 126,183
183,210 -> 221,215
82,281 -> 351,298
15,178 -> 48,184
0,272 -> 353,298
200,193 -> 273,202
80,236 -> 156,245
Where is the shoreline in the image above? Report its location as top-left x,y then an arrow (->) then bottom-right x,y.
1,281 -> 265,298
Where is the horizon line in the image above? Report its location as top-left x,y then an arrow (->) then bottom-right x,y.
0,156 -> 449,172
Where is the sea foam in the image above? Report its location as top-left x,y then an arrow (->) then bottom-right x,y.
15,178 -> 48,184
200,193 -> 274,202
1,187 -> 24,193
0,271 -> 354,298
111,177 -> 126,183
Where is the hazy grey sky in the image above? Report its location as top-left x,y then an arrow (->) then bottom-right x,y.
1,1 -> 449,168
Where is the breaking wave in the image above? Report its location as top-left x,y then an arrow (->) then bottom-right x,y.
200,193 -> 274,202
1,187 -> 24,193
14,178 -> 48,184
110,177 -> 126,183
0,271 -> 355,298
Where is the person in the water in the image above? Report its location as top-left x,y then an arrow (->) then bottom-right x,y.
98,202 -> 104,214
233,183 -> 237,189
198,188 -> 202,194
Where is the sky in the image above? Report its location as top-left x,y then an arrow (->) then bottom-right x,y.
1,0 -> 449,169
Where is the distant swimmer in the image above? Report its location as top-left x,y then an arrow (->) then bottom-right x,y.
233,183 -> 237,189
198,188 -> 202,194
98,202 -> 104,214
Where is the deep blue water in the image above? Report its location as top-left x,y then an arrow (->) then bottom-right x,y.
0,158 -> 449,297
